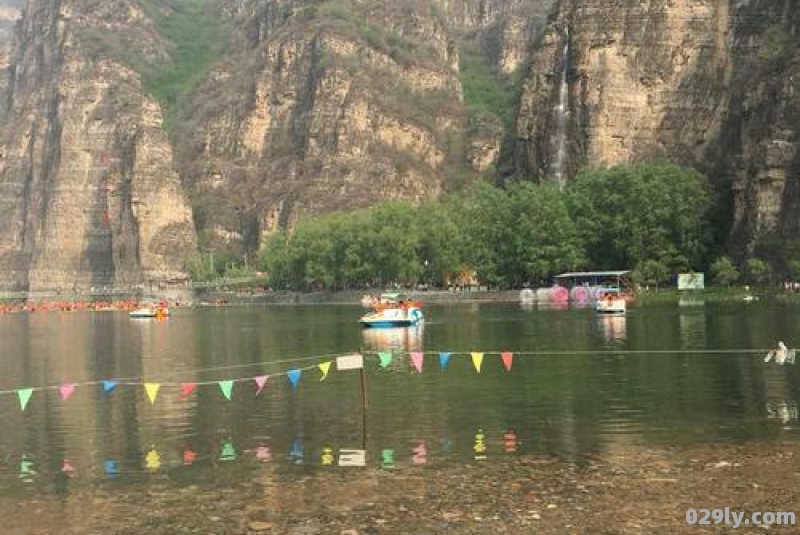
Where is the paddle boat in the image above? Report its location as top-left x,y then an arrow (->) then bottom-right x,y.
359,293 -> 424,328
595,288 -> 626,315
129,302 -> 170,319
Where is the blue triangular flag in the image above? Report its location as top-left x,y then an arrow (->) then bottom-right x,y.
287,369 -> 301,388
102,380 -> 117,394
439,352 -> 452,370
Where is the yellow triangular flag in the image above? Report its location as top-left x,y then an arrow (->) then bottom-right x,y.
471,352 -> 484,373
144,383 -> 161,404
318,361 -> 332,381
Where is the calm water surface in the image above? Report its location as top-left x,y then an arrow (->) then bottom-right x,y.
0,299 -> 797,494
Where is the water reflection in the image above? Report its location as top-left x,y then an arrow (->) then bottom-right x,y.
361,325 -> 424,352
597,314 -> 626,344
766,401 -> 798,424
0,302 -> 797,494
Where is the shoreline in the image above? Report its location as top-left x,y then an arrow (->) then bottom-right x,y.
3,440 -> 797,534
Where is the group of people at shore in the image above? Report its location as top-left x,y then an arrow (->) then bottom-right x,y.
0,299 -> 180,314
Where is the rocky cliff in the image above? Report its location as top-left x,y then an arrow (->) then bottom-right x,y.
515,0 -> 800,257
179,0 -> 552,256
0,0 -> 196,291
1,0 -> 798,291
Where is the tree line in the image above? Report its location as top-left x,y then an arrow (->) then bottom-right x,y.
252,162 -> 792,290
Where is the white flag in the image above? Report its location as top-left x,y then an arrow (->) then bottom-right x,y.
336,353 -> 364,371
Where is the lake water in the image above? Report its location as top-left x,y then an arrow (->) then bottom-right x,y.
0,299 -> 797,496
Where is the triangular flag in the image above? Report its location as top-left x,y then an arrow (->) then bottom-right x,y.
439,352 -> 452,370
254,375 -> 268,395
318,361 -> 332,381
218,380 -> 234,400
102,380 -> 117,394
410,352 -> 424,373
59,383 -> 77,401
183,449 -> 197,465
287,369 -> 301,388
179,383 -> 197,400
501,351 -> 513,372
17,388 -> 33,411
378,352 -> 393,368
144,383 -> 161,404
471,352 -> 484,373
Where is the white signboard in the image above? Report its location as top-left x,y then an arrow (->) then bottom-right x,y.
336,353 -> 364,371
678,273 -> 704,290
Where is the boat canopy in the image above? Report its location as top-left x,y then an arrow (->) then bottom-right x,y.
553,270 -> 632,289
379,292 -> 407,300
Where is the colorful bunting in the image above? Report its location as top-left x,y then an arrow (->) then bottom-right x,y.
180,382 -> 197,400
59,383 -> 77,401
501,351 -> 513,372
287,369 -> 301,388
378,352 -> 393,368
254,375 -> 268,395
318,361 -> 332,381
439,352 -> 452,370
218,380 -> 234,400
410,351 -> 424,373
102,380 -> 117,394
17,388 -> 33,411
144,383 -> 161,404
471,352 -> 484,373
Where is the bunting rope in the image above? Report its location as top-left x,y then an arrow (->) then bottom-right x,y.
0,347 -> 791,409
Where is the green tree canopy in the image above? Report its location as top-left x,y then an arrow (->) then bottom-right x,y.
565,162 -> 711,271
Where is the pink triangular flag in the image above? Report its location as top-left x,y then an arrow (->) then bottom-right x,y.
254,375 -> 268,395
410,352 -> 424,373
59,383 -> 77,401
501,351 -> 513,372
179,383 -> 197,400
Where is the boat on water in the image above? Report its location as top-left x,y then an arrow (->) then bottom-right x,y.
359,293 -> 424,328
129,303 -> 170,319
595,288 -> 626,315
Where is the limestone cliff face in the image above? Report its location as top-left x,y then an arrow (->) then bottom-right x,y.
181,0 -> 463,251
180,0 -> 555,254
516,0 -> 800,254
0,0 -> 196,291
516,0 -> 733,184
723,0 -> 800,254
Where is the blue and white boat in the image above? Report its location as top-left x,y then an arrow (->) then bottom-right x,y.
359,293 -> 424,328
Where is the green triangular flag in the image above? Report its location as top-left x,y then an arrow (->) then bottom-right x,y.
378,352 -> 393,368
17,388 -> 33,411
218,380 -> 234,400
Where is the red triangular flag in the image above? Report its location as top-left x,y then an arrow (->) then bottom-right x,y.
180,383 -> 197,400
501,351 -> 513,372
